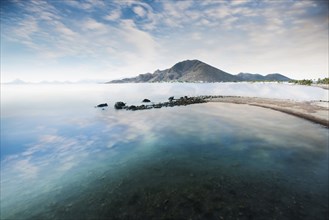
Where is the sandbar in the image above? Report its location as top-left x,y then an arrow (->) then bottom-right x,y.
206,96 -> 329,128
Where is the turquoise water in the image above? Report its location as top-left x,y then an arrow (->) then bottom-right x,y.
1,84 -> 328,219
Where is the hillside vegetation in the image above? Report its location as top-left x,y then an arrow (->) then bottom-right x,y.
289,78 -> 329,86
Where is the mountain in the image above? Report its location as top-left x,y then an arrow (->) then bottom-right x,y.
4,79 -> 29,84
237,72 -> 291,81
263,73 -> 291,81
237,73 -> 265,81
109,60 -> 239,83
108,60 -> 291,83
3,79 -> 107,84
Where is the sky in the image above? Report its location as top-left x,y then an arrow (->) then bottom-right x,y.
1,0 -> 328,82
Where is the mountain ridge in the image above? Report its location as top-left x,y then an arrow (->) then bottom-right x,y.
237,72 -> 291,82
108,60 -> 291,83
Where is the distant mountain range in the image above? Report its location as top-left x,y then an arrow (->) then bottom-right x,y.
108,60 -> 291,83
3,79 -> 106,84
236,72 -> 291,82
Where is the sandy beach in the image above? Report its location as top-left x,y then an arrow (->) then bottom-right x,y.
206,96 -> 329,128
313,84 -> 329,90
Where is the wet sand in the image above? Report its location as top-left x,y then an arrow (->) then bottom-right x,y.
206,96 -> 329,128
313,84 -> 329,90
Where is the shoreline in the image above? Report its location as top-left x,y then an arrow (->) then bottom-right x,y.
206,96 -> 329,128
110,95 -> 328,128
312,84 -> 329,90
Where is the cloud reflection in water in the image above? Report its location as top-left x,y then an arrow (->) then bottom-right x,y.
1,84 -> 328,219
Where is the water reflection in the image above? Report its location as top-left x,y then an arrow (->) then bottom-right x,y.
1,84 -> 328,219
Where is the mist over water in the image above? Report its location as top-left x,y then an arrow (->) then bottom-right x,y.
1,83 -> 328,219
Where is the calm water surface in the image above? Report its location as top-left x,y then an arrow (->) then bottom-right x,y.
1,84 -> 328,219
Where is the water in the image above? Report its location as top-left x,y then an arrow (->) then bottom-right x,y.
1,83 -> 328,219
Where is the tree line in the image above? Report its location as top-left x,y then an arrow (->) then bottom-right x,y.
289,77 -> 329,86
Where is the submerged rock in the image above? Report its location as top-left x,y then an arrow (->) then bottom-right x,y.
142,99 -> 151,103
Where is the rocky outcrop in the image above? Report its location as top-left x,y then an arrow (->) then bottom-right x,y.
115,96 -> 207,111
114,102 -> 126,109
95,103 -> 108,108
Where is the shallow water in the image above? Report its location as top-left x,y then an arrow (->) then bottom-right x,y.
1,83 -> 328,219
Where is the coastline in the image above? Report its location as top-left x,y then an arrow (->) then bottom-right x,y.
312,84 -> 329,90
111,94 -> 328,128
206,96 -> 329,128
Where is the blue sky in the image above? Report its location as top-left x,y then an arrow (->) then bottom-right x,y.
1,0 -> 328,82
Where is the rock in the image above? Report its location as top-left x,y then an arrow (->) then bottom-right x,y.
128,105 -> 137,111
96,103 -> 108,108
114,102 -> 126,109
114,96 -> 207,111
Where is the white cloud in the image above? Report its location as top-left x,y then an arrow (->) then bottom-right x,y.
86,0 -> 106,8
292,0 -> 317,10
133,6 -> 146,17
84,18 -> 107,31
200,18 -> 211,26
162,0 -> 191,14
64,0 -> 105,10
120,20 -> 157,55
1,0 -> 328,81
13,17 -> 39,40
162,1 -> 182,18
175,1 -> 193,10
55,22 -> 76,37
230,0 -> 251,6
64,0 -> 93,10
191,32 -> 202,40
206,5 -> 231,19
231,6 -> 258,17
39,11 -> 59,21
104,10 -> 121,21
222,16 -> 239,29
103,19 -> 160,77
